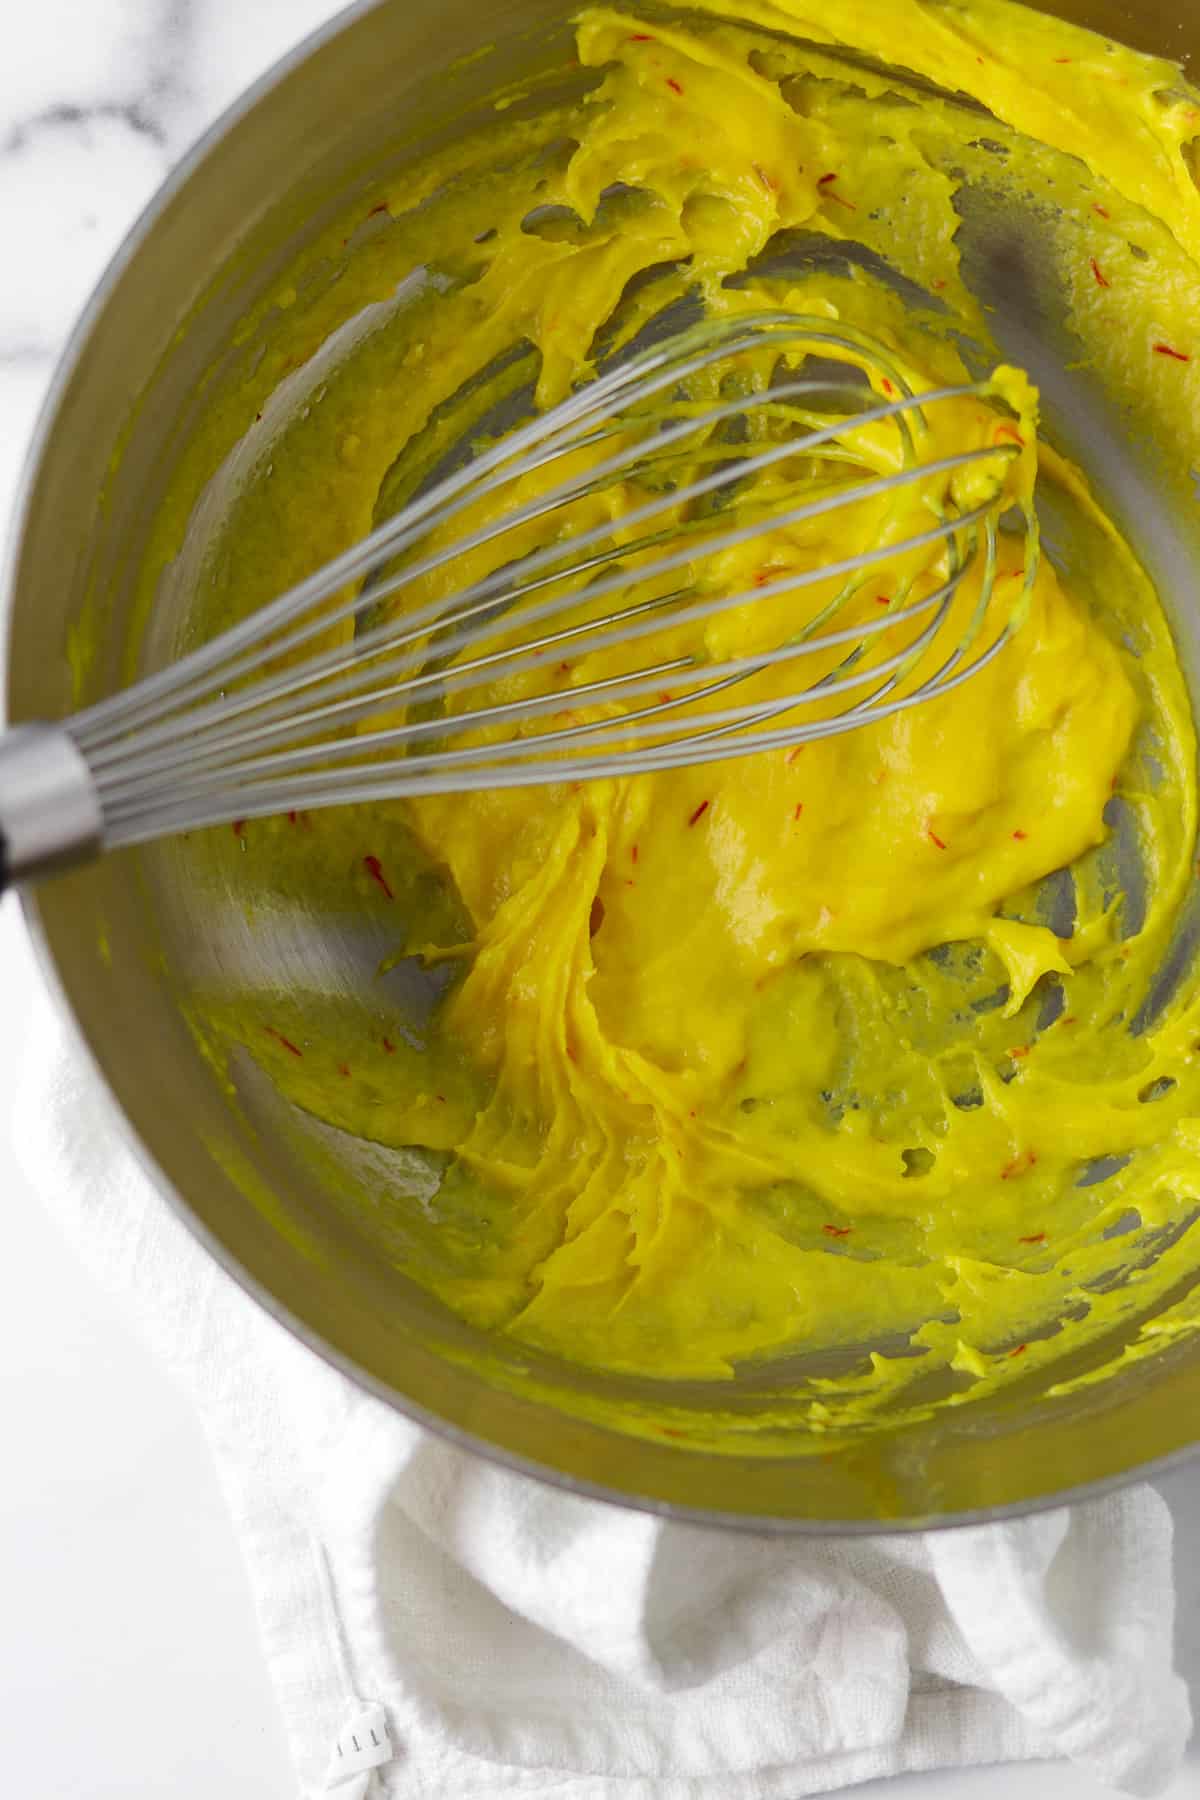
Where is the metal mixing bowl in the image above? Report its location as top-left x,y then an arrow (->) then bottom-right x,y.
5,0 -> 1200,1529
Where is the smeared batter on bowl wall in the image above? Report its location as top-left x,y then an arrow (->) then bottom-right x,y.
136,0 -> 1200,1435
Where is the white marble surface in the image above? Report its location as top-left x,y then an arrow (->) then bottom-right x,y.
0,4 -> 1197,1796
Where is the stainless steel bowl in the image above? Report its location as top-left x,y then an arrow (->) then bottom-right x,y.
5,0 -> 1200,1530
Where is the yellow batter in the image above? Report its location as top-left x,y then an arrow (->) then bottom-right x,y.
133,0 -> 1200,1436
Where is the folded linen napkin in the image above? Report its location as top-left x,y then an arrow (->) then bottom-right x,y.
11,970 -> 1193,1800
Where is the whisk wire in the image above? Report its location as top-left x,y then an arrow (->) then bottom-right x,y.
85,428 -> 1007,791
47,311 -> 1039,856
94,500 -> 996,808
75,372 -> 956,757
71,312 -> 945,745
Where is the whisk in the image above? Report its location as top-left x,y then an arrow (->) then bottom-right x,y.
0,309 -> 1038,890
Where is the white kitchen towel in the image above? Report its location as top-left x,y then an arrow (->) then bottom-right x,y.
11,979 -> 1194,1800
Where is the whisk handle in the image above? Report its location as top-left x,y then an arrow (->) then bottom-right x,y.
0,724 -> 103,891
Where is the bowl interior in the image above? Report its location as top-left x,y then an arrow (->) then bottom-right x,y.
7,0 -> 1200,1527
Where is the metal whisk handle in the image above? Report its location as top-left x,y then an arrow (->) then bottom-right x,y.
0,724 -> 102,892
